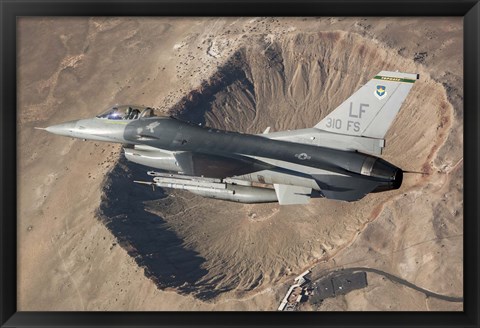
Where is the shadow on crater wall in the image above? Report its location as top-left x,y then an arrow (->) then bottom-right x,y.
170,48 -> 256,129
97,157 -> 212,298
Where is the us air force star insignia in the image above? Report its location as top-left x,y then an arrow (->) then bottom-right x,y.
295,153 -> 311,160
374,85 -> 387,100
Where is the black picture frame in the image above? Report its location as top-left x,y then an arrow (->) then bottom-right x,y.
1,0 -> 478,327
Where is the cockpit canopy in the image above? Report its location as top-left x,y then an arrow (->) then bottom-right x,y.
96,105 -> 156,120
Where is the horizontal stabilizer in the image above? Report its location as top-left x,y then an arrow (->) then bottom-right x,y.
273,184 -> 311,205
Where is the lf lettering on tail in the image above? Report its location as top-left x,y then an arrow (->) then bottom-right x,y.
347,102 -> 369,132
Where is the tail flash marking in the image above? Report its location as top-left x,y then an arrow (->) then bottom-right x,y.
314,71 -> 419,140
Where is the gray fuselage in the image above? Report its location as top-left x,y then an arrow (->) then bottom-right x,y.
44,114 -> 403,202
122,117 -> 401,191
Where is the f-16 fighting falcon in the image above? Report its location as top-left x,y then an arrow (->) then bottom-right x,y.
39,71 -> 419,205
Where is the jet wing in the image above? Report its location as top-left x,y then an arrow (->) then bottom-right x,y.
173,151 -> 274,179
312,174 -> 381,202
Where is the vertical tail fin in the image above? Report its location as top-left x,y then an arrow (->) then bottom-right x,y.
314,71 -> 419,139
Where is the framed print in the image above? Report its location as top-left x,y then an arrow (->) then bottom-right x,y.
1,0 -> 479,327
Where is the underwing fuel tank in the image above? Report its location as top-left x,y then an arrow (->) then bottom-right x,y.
135,173 -> 278,203
188,184 -> 278,203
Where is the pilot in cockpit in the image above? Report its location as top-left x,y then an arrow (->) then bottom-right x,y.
97,105 -> 157,120
129,108 -> 141,119
124,107 -> 132,119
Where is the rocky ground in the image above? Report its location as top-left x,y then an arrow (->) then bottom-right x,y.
17,17 -> 462,310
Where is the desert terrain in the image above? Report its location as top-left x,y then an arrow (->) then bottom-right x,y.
17,17 -> 463,310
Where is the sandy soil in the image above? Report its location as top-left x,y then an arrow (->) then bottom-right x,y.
17,17 -> 462,310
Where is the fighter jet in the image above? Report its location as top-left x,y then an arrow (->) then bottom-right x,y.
39,71 -> 418,205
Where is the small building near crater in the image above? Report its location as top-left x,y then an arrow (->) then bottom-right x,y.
309,271 -> 368,304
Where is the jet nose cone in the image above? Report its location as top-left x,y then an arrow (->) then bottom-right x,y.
45,121 -> 78,136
